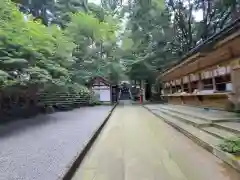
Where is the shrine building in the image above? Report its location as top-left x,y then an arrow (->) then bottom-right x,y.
160,19 -> 240,111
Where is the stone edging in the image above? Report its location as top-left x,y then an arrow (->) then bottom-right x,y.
143,106 -> 240,173
60,103 -> 118,180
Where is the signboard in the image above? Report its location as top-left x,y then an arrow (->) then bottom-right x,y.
171,80 -> 175,86
165,82 -> 170,87
190,73 -> 199,82
175,79 -> 181,85
201,70 -> 212,79
218,67 -> 226,76
183,76 -> 189,83
212,65 -> 230,77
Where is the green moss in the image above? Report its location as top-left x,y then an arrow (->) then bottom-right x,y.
219,136 -> 240,154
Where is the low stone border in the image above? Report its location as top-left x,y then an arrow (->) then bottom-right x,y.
60,103 -> 118,180
143,106 -> 240,173
213,148 -> 240,171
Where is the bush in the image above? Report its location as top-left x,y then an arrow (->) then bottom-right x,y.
0,1 -> 119,119
219,136 -> 240,154
89,93 -> 102,106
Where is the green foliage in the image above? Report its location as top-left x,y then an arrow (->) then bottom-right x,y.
2,0 -> 238,116
0,70 -> 9,87
65,11 -> 121,84
89,93 -> 102,106
54,0 -> 89,26
12,0 -> 240,86
219,136 -> 240,154
117,0 -> 240,82
101,0 -> 123,11
0,0 -> 124,115
0,1 -> 75,89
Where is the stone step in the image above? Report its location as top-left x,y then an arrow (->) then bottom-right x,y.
147,108 -> 240,172
159,106 -> 211,121
213,122 -> 240,134
201,126 -> 237,139
150,109 -> 220,147
158,109 -> 211,127
159,105 -> 240,123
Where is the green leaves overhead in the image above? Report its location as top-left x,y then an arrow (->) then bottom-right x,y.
0,0 -> 123,91
118,0 -> 239,81
67,12 -> 117,43
0,57 -> 28,70
4,0 -> 237,91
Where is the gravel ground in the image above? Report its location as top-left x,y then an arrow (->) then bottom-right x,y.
0,106 -> 112,180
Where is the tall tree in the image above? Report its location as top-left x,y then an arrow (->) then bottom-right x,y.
119,0 -> 240,81
12,0 -> 56,25
54,0 -> 89,26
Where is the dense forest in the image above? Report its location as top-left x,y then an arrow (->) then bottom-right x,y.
0,0 -> 239,118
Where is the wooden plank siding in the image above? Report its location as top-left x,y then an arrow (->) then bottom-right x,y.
161,31 -> 240,82
160,29 -> 240,111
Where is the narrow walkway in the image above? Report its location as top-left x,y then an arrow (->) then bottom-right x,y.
72,105 -> 240,180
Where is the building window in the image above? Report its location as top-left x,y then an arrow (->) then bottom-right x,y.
213,65 -> 231,92
190,81 -> 198,93
215,74 -> 231,92
183,83 -> 189,93
202,78 -> 214,90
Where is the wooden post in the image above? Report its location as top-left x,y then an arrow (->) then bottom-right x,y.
188,75 -> 192,93
198,73 -> 204,91
231,60 -> 240,111
212,72 -> 216,91
181,78 -> 184,92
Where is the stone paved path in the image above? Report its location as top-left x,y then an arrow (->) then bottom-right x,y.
0,106 -> 112,180
72,105 -> 240,180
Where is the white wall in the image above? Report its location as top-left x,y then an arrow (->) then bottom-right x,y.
93,88 -> 111,102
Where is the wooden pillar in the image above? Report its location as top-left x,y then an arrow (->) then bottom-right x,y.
212,74 -> 216,91
180,78 -> 184,92
170,84 -> 173,94
231,61 -> 240,111
198,73 -> 204,91
187,75 -> 192,93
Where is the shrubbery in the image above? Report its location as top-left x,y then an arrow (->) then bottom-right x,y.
219,136 -> 240,154
0,0 -> 120,118
89,93 -> 102,106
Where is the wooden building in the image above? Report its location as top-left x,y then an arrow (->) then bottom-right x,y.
89,76 -> 119,104
160,19 -> 240,111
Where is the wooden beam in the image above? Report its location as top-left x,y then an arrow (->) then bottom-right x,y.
214,30 -> 240,49
161,53 -> 201,77
160,32 -> 240,81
